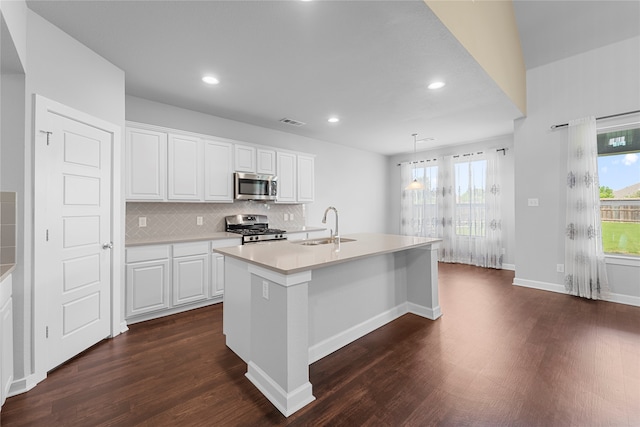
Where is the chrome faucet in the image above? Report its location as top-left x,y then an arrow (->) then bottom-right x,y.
322,206 -> 339,243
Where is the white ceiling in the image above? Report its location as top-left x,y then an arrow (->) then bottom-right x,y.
25,0 -> 639,156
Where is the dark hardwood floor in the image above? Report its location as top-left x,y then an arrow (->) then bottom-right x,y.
2,263 -> 639,426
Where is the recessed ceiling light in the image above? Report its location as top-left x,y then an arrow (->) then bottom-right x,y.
328,117 -> 340,123
428,81 -> 446,90
202,75 -> 220,85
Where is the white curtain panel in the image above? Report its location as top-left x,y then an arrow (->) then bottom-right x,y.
400,151 -> 503,269
565,117 -> 609,299
400,160 -> 440,237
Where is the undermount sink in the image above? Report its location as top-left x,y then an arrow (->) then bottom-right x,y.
295,238 -> 356,246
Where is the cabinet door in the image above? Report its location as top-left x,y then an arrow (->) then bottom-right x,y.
256,149 -> 276,175
173,254 -> 209,306
234,144 -> 256,173
168,134 -> 203,200
126,128 -> 167,200
297,155 -> 315,203
276,152 -> 297,203
211,253 -> 225,298
126,260 -> 170,318
203,139 -> 233,202
1,296 -> 12,406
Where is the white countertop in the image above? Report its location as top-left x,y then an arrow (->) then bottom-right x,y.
214,233 -> 441,275
125,232 -> 241,247
125,227 -> 326,247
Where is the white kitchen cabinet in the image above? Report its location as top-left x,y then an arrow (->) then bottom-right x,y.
126,127 -> 167,201
204,139 -> 234,202
276,151 -> 297,203
297,154 -> 315,203
256,148 -> 276,175
210,238 -> 241,298
211,253 -> 225,298
125,245 -> 171,318
0,274 -> 13,409
234,144 -> 256,173
168,133 -> 203,201
172,242 -> 209,306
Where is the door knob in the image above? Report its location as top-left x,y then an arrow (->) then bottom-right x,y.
102,242 -> 113,250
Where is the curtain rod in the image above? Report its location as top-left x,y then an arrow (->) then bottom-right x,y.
396,147 -> 508,166
550,109 -> 640,130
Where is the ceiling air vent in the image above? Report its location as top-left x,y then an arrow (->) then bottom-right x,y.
279,118 -> 306,127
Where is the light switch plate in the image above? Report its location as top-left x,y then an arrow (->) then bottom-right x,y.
528,198 -> 539,207
138,217 -> 147,227
262,281 -> 269,300
196,216 -> 203,226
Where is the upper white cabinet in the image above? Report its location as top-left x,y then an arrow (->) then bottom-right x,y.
126,123 -> 314,204
276,152 -> 297,203
126,128 -> 167,201
276,151 -> 315,203
168,134 -> 203,201
297,154 -> 315,203
234,144 -> 256,173
204,139 -> 234,202
256,149 -> 276,175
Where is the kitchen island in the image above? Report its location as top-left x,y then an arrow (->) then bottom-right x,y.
214,233 -> 441,416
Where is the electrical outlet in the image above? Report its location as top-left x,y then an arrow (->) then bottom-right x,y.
290,214 -> 294,221
557,264 -> 565,273
284,213 -> 289,221
196,216 -> 203,226
138,217 -> 147,227
262,281 -> 269,300
527,198 -> 539,207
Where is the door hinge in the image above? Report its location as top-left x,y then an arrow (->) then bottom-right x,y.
46,326 -> 49,338
46,229 -> 49,241
39,130 -> 53,146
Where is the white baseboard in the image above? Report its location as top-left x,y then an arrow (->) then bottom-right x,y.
308,304 -> 408,364
513,277 -> 640,307
502,263 -> 515,271
407,302 -> 442,320
246,362 -> 315,417
513,277 -> 566,294
7,372 -> 45,398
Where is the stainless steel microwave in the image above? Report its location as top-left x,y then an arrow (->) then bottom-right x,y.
234,172 -> 278,201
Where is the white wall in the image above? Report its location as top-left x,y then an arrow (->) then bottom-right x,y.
125,95 -> 390,234
387,135 -> 516,268
6,9 -> 125,392
514,36 -> 640,305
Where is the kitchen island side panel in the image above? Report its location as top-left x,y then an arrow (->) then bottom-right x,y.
308,253 -> 406,349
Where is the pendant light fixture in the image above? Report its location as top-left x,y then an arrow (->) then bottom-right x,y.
405,133 -> 424,190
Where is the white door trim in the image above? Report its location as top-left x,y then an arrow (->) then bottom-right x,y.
33,94 -> 123,385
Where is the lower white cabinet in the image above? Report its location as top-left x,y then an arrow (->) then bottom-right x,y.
126,245 -> 171,318
125,238 -> 241,323
173,242 -> 209,306
211,253 -> 225,298
1,273 -> 14,409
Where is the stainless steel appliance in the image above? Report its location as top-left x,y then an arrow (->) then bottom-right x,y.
234,172 -> 278,201
225,214 -> 287,244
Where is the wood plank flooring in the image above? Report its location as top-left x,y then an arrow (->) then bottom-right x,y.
2,263 -> 639,426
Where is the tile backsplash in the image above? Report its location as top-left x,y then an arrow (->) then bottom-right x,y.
126,201 -> 306,241
1,192 -> 17,266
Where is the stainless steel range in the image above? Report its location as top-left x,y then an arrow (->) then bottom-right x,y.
225,214 -> 287,244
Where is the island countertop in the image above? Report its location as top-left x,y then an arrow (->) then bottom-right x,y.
214,233 -> 441,275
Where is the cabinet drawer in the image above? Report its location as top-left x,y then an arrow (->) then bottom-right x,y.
126,245 -> 170,263
173,241 -> 210,257
211,238 -> 242,249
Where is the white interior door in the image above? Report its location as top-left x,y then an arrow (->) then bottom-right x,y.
44,112 -> 112,371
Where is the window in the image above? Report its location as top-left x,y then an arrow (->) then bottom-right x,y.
454,158 -> 487,237
597,126 -> 640,256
